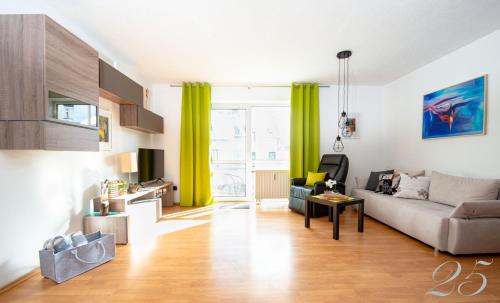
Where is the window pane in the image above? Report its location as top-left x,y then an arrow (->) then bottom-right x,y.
251,107 -> 290,169
211,163 -> 246,197
211,109 -> 246,161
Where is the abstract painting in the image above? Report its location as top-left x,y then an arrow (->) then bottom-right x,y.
99,109 -> 112,151
343,113 -> 360,139
422,75 -> 487,139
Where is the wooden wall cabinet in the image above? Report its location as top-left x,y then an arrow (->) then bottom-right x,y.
99,59 -> 164,134
0,121 -> 98,151
120,105 -> 164,134
99,59 -> 144,106
0,15 -> 99,151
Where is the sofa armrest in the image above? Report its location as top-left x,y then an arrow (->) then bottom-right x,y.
291,178 -> 307,186
313,181 -> 326,195
450,200 -> 500,219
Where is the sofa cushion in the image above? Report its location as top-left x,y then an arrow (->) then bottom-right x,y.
305,171 -> 327,187
354,176 -> 369,189
428,171 -> 500,207
393,174 -> 431,200
449,200 -> 500,219
375,174 -> 399,195
366,169 -> 394,191
352,188 -> 453,250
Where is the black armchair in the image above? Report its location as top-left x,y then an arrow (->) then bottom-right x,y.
289,154 -> 349,217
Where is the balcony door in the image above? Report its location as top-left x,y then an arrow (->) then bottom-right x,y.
211,108 -> 248,198
211,104 -> 290,200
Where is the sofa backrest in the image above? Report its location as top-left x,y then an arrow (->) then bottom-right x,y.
428,171 -> 500,207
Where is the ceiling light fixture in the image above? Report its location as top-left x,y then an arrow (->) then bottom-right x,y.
334,50 -> 353,152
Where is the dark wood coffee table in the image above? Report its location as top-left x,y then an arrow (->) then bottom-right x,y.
305,195 -> 364,240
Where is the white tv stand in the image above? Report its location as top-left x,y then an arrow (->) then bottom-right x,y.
84,180 -> 174,244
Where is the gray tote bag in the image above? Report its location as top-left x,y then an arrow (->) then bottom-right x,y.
39,233 -> 116,283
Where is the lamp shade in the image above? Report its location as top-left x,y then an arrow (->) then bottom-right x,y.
120,152 -> 138,173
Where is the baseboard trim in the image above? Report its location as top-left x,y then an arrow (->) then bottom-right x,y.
0,268 -> 40,295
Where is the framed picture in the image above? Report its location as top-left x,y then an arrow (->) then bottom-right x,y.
422,75 -> 487,139
343,113 -> 360,139
99,109 -> 112,151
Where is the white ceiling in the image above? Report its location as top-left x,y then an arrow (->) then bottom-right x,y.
3,0 -> 500,85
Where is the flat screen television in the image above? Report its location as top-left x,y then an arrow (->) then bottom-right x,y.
138,148 -> 164,183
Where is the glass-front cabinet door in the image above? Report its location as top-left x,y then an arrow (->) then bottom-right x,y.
48,91 -> 98,128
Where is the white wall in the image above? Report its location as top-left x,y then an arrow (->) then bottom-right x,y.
319,86 -> 387,190
383,29 -> 500,179
0,98 -> 151,287
149,85 -> 183,202
149,85 -> 386,199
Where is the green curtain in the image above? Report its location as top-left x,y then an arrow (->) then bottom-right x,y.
290,83 -> 320,179
180,82 -> 213,206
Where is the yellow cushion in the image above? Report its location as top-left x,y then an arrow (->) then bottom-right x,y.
305,171 -> 327,187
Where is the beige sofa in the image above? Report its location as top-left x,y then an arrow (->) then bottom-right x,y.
352,171 -> 500,255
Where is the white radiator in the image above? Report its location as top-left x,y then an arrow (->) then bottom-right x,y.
255,170 -> 289,201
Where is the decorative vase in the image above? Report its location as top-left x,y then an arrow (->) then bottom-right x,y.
99,200 -> 110,216
128,183 -> 140,194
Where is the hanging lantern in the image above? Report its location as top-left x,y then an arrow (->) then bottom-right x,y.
338,111 -> 348,129
333,135 -> 344,152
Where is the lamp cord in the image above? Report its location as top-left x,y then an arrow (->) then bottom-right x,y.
343,58 -> 346,114
346,57 -> 349,117
337,57 -> 341,136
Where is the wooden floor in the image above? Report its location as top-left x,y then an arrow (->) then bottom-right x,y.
1,202 -> 499,303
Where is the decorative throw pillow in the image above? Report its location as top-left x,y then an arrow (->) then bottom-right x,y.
391,170 -> 423,190
375,174 -> 395,195
391,174 -> 402,190
393,173 -> 431,200
375,174 -> 402,195
305,171 -> 327,187
365,169 -> 395,191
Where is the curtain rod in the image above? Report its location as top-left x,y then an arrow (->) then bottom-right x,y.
169,83 -> 331,88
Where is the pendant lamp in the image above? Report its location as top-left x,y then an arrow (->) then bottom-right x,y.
334,50 -> 352,152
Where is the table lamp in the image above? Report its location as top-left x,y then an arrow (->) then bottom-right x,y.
120,152 -> 137,185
